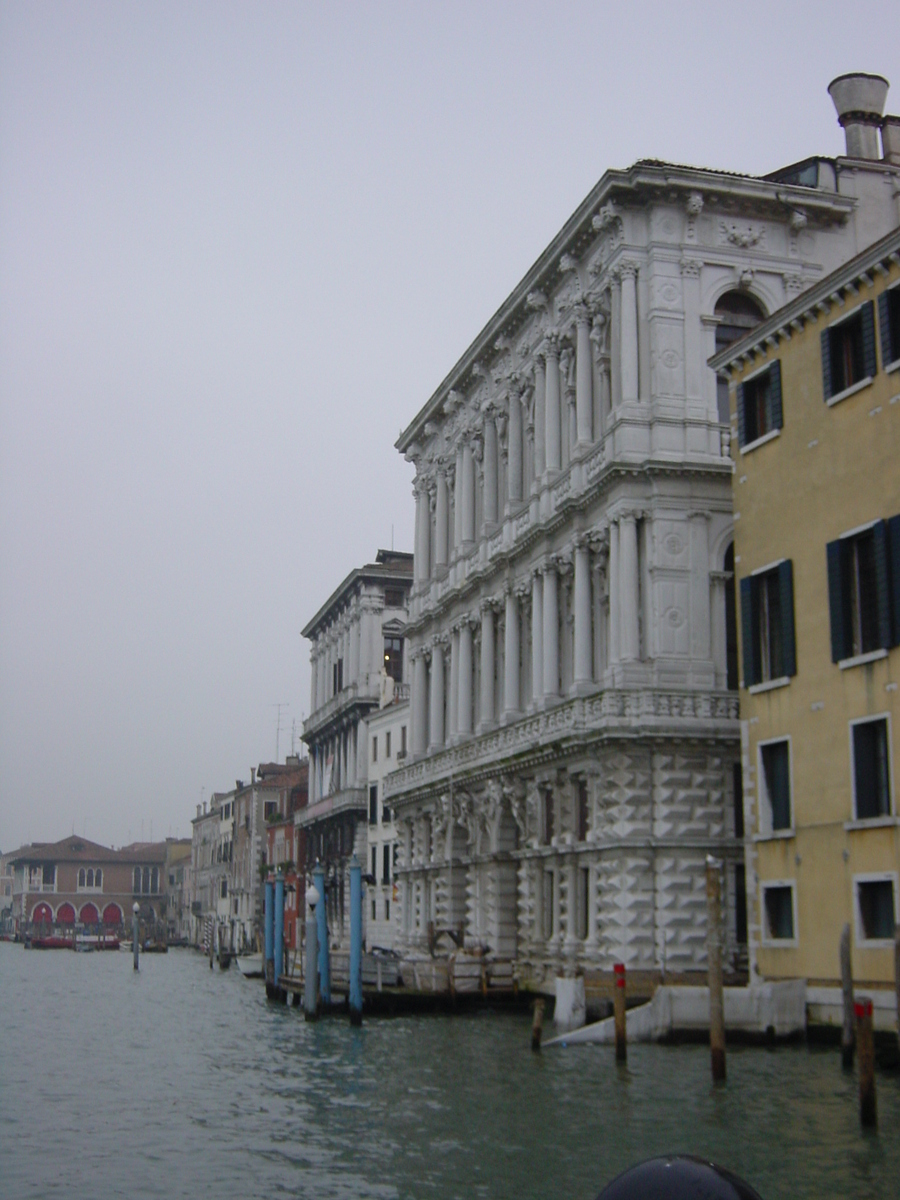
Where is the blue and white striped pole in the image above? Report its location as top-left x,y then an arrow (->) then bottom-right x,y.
313,861 -> 330,1006
349,855 -> 362,1025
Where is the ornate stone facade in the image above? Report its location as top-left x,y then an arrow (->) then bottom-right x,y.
387,131 -> 900,986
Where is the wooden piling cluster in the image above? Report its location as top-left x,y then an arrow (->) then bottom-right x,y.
613,963 -> 627,1063
706,856 -> 726,1082
855,999 -> 877,1129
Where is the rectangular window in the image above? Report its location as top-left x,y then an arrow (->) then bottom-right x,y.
369,785 -> 378,825
385,898 -> 390,921
383,637 -> 404,682
762,883 -> 795,942
543,793 -> 555,845
382,804 -> 391,824
541,871 -> 554,940
734,863 -> 748,945
400,725 -> 407,756
827,517 -> 900,662
577,867 -> 590,940
383,844 -> 391,884
384,588 -> 404,609
220,879 -> 227,899
856,877 -> 896,942
42,864 -> 56,888
332,658 -> 343,694
733,763 -> 745,839
759,739 -> 792,833
371,846 -> 377,879
386,731 -> 391,758
821,300 -> 876,401
740,561 -> 796,686
878,284 -> 900,368
851,717 -> 892,820
577,781 -> 589,842
736,360 -> 783,448
372,898 -> 377,921
372,736 -> 378,762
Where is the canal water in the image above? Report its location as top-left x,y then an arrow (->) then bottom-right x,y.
0,943 -> 898,1199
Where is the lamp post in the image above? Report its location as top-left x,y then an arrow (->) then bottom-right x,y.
132,902 -> 140,972
304,883 -> 320,1021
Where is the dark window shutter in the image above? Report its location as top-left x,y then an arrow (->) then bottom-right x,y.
778,560 -> 796,677
826,539 -> 848,662
768,360 -> 783,431
735,382 -> 746,448
740,576 -> 756,686
820,328 -> 833,400
878,291 -> 894,367
888,514 -> 900,648
871,520 -> 891,650
861,300 -> 877,380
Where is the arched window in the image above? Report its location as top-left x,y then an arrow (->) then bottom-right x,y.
95,868 -> 102,889
151,867 -> 159,895
142,867 -> 150,895
134,867 -> 141,894
86,868 -> 94,889
714,292 -> 766,423
78,868 -> 86,888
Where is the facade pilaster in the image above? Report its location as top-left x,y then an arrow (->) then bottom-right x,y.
483,415 -> 498,526
574,303 -> 593,446
532,357 -> 545,484
453,447 -> 464,552
449,628 -> 459,739
507,387 -> 523,505
503,586 -> 520,720
412,652 -> 427,757
619,512 -> 640,660
461,441 -> 475,544
619,260 -> 639,403
478,601 -> 495,732
435,470 -> 449,567
544,335 -> 561,474
428,641 -> 445,751
457,618 -> 474,736
608,520 -> 620,664
542,563 -> 559,698
531,570 -> 543,704
573,538 -> 592,688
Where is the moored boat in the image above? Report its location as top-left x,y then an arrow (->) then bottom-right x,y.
235,952 -> 263,978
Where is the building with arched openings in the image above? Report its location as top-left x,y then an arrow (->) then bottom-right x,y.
384,75 -> 900,990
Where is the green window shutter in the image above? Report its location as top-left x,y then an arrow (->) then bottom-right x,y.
826,539 -> 849,662
768,360 -> 783,431
861,300 -> 877,380
740,576 -> 756,686
888,514 -> 900,647
820,328 -> 833,400
736,382 -> 746,447
871,520 -> 891,650
878,291 -> 894,367
778,559 -> 796,677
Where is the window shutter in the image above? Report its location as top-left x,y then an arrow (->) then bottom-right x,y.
861,300 -> 877,380
888,514 -> 900,648
778,559 -> 796,677
768,360 -> 783,431
826,539 -> 848,662
735,382 -> 746,448
878,291 -> 895,367
871,520 -> 891,650
740,576 -> 756,686
820,328 -> 833,400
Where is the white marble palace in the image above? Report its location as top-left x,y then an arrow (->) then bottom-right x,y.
384,76 -> 900,988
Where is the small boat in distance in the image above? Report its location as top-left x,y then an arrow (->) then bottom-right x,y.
235,953 -> 263,978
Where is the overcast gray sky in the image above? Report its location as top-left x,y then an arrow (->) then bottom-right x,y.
1,1 -> 897,852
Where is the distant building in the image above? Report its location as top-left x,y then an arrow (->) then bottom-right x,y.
259,755 -> 309,957
300,549 -> 413,950
8,836 -> 167,935
364,698 -> 409,949
710,223 -> 900,991
165,838 -> 192,942
385,73 -> 900,988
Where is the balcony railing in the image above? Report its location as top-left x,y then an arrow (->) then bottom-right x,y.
294,787 -> 367,829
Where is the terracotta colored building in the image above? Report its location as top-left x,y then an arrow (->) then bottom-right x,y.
9,836 -> 167,935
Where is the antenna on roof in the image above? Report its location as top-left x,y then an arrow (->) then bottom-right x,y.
271,702 -> 290,763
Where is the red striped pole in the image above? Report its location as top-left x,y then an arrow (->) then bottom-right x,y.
614,963 -> 626,1062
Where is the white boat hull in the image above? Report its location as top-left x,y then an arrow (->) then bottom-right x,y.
235,953 -> 264,978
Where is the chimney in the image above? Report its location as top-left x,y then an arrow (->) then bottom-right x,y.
828,73 -> 889,160
196,804 -> 201,819
882,116 -> 900,165
251,766 -> 256,784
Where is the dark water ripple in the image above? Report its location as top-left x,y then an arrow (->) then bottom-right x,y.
0,943 -> 898,1199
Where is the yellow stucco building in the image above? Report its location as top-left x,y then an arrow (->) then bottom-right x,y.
711,226 -> 900,1003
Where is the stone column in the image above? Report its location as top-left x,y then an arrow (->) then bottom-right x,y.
575,303 -> 593,446
533,358 -> 546,484
349,611 -> 360,684
458,619 -> 473,736
415,481 -> 430,583
543,564 -> 559,699
544,336 -> 561,474
429,642 -> 444,751
435,470 -> 449,567
461,442 -> 475,544
308,752 -> 317,803
453,447 -> 464,552
681,258 -> 703,405
619,262 -> 639,403
531,571 -> 543,703
503,587 -> 520,718
479,602 -> 495,731
619,513 -> 639,660
609,521 -> 620,664
310,652 -> 318,712
412,653 -> 428,756
507,389 -> 523,504
449,628 -> 459,738
573,539 -> 592,687
483,416 -> 498,526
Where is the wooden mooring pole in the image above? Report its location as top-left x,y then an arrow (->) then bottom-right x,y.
706,855 -> 726,1082
855,998 -> 877,1129
531,998 -> 544,1051
841,922 -> 854,1069
613,963 -> 626,1063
